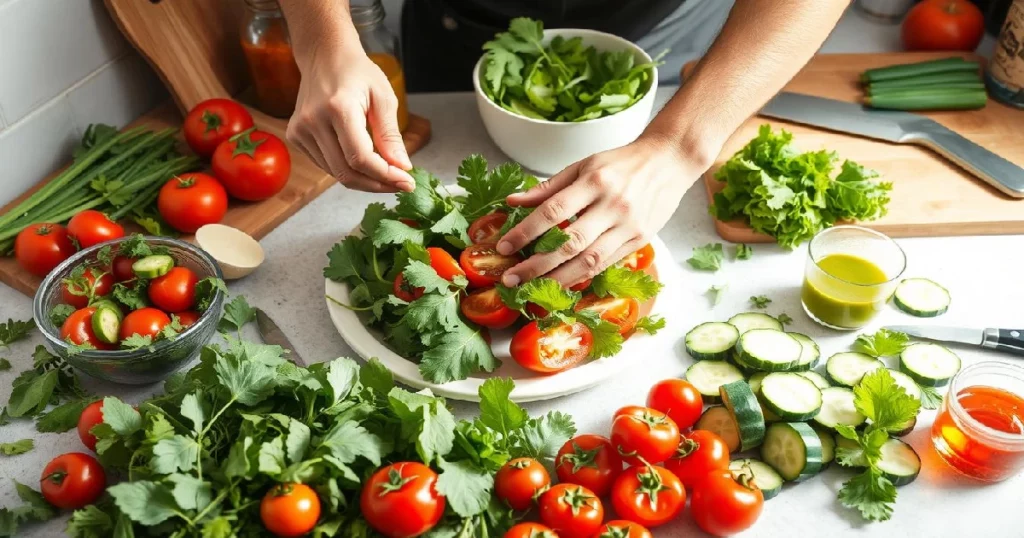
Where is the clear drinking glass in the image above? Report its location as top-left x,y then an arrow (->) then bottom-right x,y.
801,226 -> 906,330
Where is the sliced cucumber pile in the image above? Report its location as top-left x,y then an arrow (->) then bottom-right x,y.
815,427 -> 836,469
736,329 -> 803,372
720,381 -> 766,452
760,422 -> 823,482
696,406 -> 742,453
730,459 -> 784,500
899,343 -> 961,386
760,373 -> 823,421
685,361 -> 745,404
789,333 -> 821,372
796,371 -> 830,390
826,352 -> 883,387
886,369 -> 922,400
727,312 -> 783,334
813,387 -> 866,431
876,439 -> 921,486
685,322 -> 739,360
747,372 -> 782,423
893,278 -> 950,317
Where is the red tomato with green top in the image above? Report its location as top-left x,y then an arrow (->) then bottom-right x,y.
120,307 -> 172,341
459,243 -> 522,288
620,244 -> 655,271
503,522 -> 558,538
611,406 -> 680,466
461,287 -> 520,329
14,223 -> 76,277
664,430 -> 731,489
76,400 -> 105,451
468,212 -> 508,244
689,469 -> 764,537
61,268 -> 114,309
538,483 -> 604,538
260,483 -> 321,537
427,247 -> 465,281
393,272 -> 425,302
361,462 -> 445,538
183,98 -> 255,158
596,521 -> 653,538
212,129 -> 291,201
157,172 -> 228,233
510,320 -> 593,374
67,210 -> 124,249
574,294 -> 640,335
148,266 -> 199,313
495,457 -> 551,511
40,452 -> 106,509
611,465 -> 685,528
555,434 -> 622,497
61,307 -> 115,350
646,379 -> 704,430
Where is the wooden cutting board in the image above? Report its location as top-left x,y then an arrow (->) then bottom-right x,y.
691,52 -> 1024,244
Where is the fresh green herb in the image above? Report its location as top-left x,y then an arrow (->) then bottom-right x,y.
777,313 -> 794,326
735,244 -> 753,260
0,358 -> 10,371
120,334 -> 154,351
498,278 -> 579,313
0,481 -> 58,536
853,329 -> 910,358
750,295 -> 772,309
707,284 -> 727,306
65,340 -> 95,357
5,346 -> 90,432
112,281 -> 149,311
0,439 -> 34,456
534,227 -> 571,254
0,319 -> 34,348
687,243 -> 724,271
574,310 -> 624,358
193,277 -> 227,313
634,315 -> 666,335
710,125 -> 892,248
48,304 -> 76,328
918,385 -> 943,410
219,296 -> 257,333
592,265 -> 662,302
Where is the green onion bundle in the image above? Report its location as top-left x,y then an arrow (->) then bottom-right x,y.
860,57 -> 987,111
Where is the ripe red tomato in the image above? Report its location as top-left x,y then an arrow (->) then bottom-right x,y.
611,465 -> 685,528
175,311 -> 201,328
76,401 -> 104,451
66,210 -> 124,249
555,434 -> 622,497
393,272 -> 425,302
468,212 -> 508,244
61,268 -> 114,309
663,430 -> 730,490
569,278 -> 592,292
504,522 -> 558,538
902,0 -> 984,52
427,247 -> 466,281
361,462 -> 445,538
461,287 -> 520,329
595,520 -> 653,538
39,452 -> 106,509
611,406 -> 680,466
61,307 -> 115,351
574,295 -> 640,335
183,98 -> 255,158
260,483 -> 321,537
157,173 -> 228,233
525,303 -> 549,319
112,255 -> 136,282
539,483 -> 604,538
646,379 -> 704,430
14,223 -> 76,277
690,469 -> 764,537
510,321 -> 593,374
148,267 -> 199,313
620,244 -> 654,271
212,129 -> 291,202
120,307 -> 172,341
459,243 -> 522,288
495,457 -> 551,511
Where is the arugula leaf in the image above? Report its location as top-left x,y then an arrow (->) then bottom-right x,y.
918,385 -> 943,410
0,439 -> 33,456
49,304 -> 75,327
687,243 -> 724,271
707,284 -> 726,306
634,315 -> 666,335
750,295 -> 772,309
592,265 -> 662,302
0,319 -> 34,348
219,295 -> 256,332
735,243 -> 753,260
534,227 -> 570,254
853,329 -> 910,358
436,459 -> 495,517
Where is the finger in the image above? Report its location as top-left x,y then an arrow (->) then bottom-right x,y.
548,230 -> 642,287
368,86 -> 413,170
506,161 -> 582,207
497,183 -> 596,256
501,209 -> 613,287
333,103 -> 415,192
291,128 -> 331,177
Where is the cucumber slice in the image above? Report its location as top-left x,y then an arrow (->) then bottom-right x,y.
812,387 -> 867,430
685,361 -> 745,404
899,343 -> 961,387
720,381 -> 766,452
796,371 -> 830,390
91,306 -> 122,345
736,329 -> 802,372
747,374 -> 782,423
729,459 -> 783,500
891,415 -> 917,437
685,322 -> 739,360
886,369 -> 922,400
90,300 -> 123,320
826,352 -> 883,387
132,254 -> 175,279
727,312 -> 783,334
893,278 -> 950,317
877,439 -> 921,486
815,427 -> 836,469
760,422 -> 823,482
747,372 -> 767,395
834,433 -> 860,457
789,333 -> 821,372
760,373 -> 823,421
695,406 -> 742,453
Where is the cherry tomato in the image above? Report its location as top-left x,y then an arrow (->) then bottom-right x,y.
157,173 -> 229,233
611,406 -> 680,466
902,0 -> 984,52
611,465 -> 685,528
175,311 -> 201,328
525,303 -> 549,319
393,272 -> 425,302
361,462 -> 445,538
555,434 -> 622,497
595,520 -> 653,538
120,307 -> 172,341
663,430 -> 731,490
212,129 -> 291,201
76,401 -> 104,451
620,244 -> 655,272
646,379 -> 704,431
461,287 -> 520,329
459,243 -> 522,288
538,483 -> 604,538
569,278 -> 592,292
495,457 -> 551,511
66,210 -> 124,250
690,469 -> 764,537
260,483 -> 321,537
61,268 -> 114,309
39,452 -> 106,509
112,255 -> 136,282
510,321 -> 593,374
14,223 -> 76,277
468,212 -> 508,244
148,267 -> 199,313
183,98 -> 255,158
61,307 -> 115,351
574,295 -> 640,335
503,522 -> 558,538
427,247 -> 466,281
398,218 -> 420,228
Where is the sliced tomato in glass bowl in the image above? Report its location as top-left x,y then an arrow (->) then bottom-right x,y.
467,212 -> 507,244
575,294 -> 640,335
460,243 -> 522,288
461,287 -> 520,329
510,320 -> 593,374
620,243 -> 655,271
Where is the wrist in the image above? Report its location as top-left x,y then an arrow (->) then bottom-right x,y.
281,4 -> 364,72
638,125 -> 721,174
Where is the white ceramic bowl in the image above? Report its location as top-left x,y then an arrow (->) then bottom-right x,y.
472,28 -> 658,176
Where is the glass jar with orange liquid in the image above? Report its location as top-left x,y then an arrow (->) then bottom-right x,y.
352,0 -> 410,132
931,362 -> 1024,482
240,0 -> 302,118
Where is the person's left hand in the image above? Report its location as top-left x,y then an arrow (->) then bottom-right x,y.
496,134 -> 708,287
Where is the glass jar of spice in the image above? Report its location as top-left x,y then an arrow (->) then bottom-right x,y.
987,0 -> 1024,108
352,0 -> 410,132
240,0 -> 302,118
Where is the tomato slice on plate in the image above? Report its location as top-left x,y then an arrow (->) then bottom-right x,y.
570,278 -> 592,292
620,243 -> 655,271
468,212 -> 507,244
427,247 -> 465,281
393,273 -> 425,302
461,287 -> 520,329
510,321 -> 593,374
575,294 -> 640,335
460,243 -> 522,288
525,303 -> 549,319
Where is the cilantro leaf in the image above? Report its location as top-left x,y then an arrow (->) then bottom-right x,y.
735,243 -> 753,260
436,459 -> 495,517
214,354 -> 276,406
388,388 -> 456,463
534,227 -> 570,254
396,168 -> 446,222
512,411 -> 577,466
193,277 -> 227,312
166,474 -> 212,511
372,219 -> 426,248
318,421 -> 384,466
112,281 -> 149,311
49,304 -> 76,327
120,334 -> 153,350
107,480 -> 180,526
687,243 -> 724,271
592,265 -> 662,302
152,435 -> 200,474
419,323 -> 498,384
499,278 -> 579,313
360,202 -> 392,236
324,236 -> 369,283
918,384 -> 943,410
458,157 -> 536,220
750,295 -> 771,309
402,260 -> 455,295
575,310 -> 624,358
777,313 -> 794,326
0,319 -> 34,348
402,291 -> 463,334
634,315 -> 666,335
218,295 -> 256,332
838,468 -> 897,522
853,368 -> 921,433
7,369 -> 58,417
257,437 -> 286,475
430,209 -> 471,245
179,392 -> 205,433
0,439 -> 33,456
853,329 -> 910,358
118,234 -> 155,258
707,284 -> 726,306
478,378 -> 529,436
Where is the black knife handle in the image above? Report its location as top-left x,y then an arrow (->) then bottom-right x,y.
982,328 -> 1024,357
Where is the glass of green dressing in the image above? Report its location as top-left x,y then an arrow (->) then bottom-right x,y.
801,226 -> 906,330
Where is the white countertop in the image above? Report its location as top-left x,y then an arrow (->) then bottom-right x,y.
2,9 -> 1021,537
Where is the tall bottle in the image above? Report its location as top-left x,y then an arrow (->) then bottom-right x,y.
353,0 -> 410,132
987,0 -> 1024,108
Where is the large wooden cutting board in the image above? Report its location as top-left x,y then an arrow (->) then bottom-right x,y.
693,52 -> 1024,244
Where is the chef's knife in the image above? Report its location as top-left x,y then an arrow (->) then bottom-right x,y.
759,92 -> 1024,198
255,308 -> 306,366
884,325 -> 1024,357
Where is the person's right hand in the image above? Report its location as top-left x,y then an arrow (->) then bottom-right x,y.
286,43 -> 414,193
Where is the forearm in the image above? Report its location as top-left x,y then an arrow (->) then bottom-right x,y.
646,0 -> 850,169
278,0 -> 363,69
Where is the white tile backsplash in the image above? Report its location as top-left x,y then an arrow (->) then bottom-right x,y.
0,98 -> 80,207
68,54 -> 166,136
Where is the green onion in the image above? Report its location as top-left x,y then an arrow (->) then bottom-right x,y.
864,89 -> 988,111
867,71 -> 983,92
861,58 -> 979,84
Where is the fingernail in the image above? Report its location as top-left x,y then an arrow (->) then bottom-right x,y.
502,274 -> 520,287
398,181 -> 415,192
496,241 -> 514,255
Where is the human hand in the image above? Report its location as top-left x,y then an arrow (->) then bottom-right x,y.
496,135 -> 709,287
285,43 -> 414,192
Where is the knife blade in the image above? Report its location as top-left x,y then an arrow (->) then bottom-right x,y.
255,308 -> 306,366
759,92 -> 1024,198
884,325 -> 1024,357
